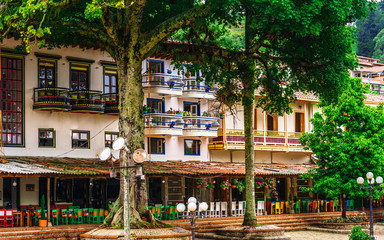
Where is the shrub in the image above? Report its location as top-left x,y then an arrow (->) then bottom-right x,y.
349,226 -> 370,240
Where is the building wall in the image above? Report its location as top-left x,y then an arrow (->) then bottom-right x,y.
20,177 -> 39,206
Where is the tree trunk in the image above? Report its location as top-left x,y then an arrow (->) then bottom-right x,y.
341,195 -> 347,219
242,99 -> 257,226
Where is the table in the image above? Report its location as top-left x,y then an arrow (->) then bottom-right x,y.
13,212 -> 23,227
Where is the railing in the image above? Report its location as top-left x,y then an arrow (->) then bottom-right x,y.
70,90 -> 105,113
102,93 -> 119,114
182,116 -> 220,132
183,84 -> 218,94
142,74 -> 184,91
33,87 -> 71,110
145,113 -> 184,130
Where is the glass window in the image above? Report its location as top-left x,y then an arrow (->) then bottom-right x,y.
149,138 -> 165,154
70,65 -> 88,91
148,60 -> 164,73
56,179 -> 73,202
184,139 -> 200,155
147,98 -> 164,113
104,69 -> 118,94
1,56 -> 23,146
72,131 -> 90,148
105,132 -> 118,148
184,102 -> 199,116
39,129 -> 55,147
39,61 -> 55,87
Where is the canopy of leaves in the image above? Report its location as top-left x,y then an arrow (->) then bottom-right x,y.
300,78 -> 384,200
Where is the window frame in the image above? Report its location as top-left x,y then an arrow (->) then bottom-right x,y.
38,128 -> 56,148
71,130 -> 90,149
105,132 -> 118,148
56,179 -> 73,203
184,139 -> 200,156
148,137 -> 165,155
103,67 -> 118,94
294,111 -> 305,133
148,59 -> 164,73
147,98 -> 165,113
70,64 -> 89,91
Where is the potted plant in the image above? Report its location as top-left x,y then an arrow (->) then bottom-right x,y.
39,194 -> 47,227
152,118 -> 159,125
202,111 -> 212,117
176,110 -> 182,116
167,69 -> 172,74
220,180 -> 231,190
147,66 -> 156,74
205,179 -> 215,190
166,108 -> 176,114
195,178 -> 203,188
182,111 -> 191,117
185,71 -> 191,78
232,178 -> 245,193
219,111 -> 225,119
143,105 -> 149,114
255,181 -> 265,189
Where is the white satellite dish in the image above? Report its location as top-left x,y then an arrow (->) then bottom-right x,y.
112,137 -> 126,151
133,149 -> 148,164
99,147 -> 112,161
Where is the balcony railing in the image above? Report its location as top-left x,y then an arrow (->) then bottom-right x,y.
145,113 -> 184,135
142,74 -> 184,95
182,83 -> 218,99
70,90 -> 105,113
182,116 -> 220,137
103,93 -> 119,114
33,87 -> 71,111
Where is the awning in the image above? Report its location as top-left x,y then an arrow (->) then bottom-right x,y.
143,161 -> 315,177
0,157 -> 110,176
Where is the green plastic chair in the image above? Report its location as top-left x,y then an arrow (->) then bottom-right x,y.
92,209 -> 99,223
61,209 -> 68,225
333,200 -> 338,212
295,201 -> 300,213
68,209 -> 77,224
88,208 -> 94,223
51,209 -> 60,226
99,209 -> 105,223
302,200 -> 307,213
164,206 -> 170,220
349,200 -> 354,211
169,206 -> 177,220
34,209 -> 41,226
77,209 -> 84,224
154,206 -> 162,220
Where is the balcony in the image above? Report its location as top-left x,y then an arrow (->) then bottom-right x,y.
69,90 -> 105,113
209,129 -> 306,151
142,74 -> 184,96
33,87 -> 71,111
103,93 -> 119,114
182,116 -> 220,137
145,113 -> 184,135
182,82 -> 217,99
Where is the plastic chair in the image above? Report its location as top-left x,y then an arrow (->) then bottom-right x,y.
312,201 -> 317,213
301,200 -> 307,213
92,209 -> 99,223
238,201 -> 245,216
257,201 -> 265,216
5,210 -> 13,227
164,206 -> 171,220
88,208 -> 94,223
220,202 -> 228,217
61,209 -> 68,225
215,202 -> 221,217
51,209 -> 59,226
77,209 -> 84,224
154,206 -> 162,220
68,209 -> 77,224
280,201 -> 285,214
295,201 -> 300,213
346,200 -> 350,211
209,202 -> 216,218
333,200 -> 338,212
349,200 -> 354,211
169,206 -> 177,220
285,201 -> 291,214
0,210 -> 5,227
83,209 -> 89,223
231,202 -> 237,216
99,209 -> 104,223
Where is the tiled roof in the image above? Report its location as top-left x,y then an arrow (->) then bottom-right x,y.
1,157 -> 110,176
143,161 -> 315,177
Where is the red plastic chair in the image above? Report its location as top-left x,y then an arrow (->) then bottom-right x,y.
0,210 -> 5,227
312,201 -> 317,213
5,210 -> 13,227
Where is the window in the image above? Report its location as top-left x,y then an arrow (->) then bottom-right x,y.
39,129 -> 55,147
295,112 -> 305,133
254,108 -> 257,129
105,132 -> 118,148
148,60 -> 164,73
184,139 -> 200,155
72,131 -> 90,148
104,69 -> 118,94
149,138 -> 165,154
267,114 -> 278,131
147,98 -> 164,113
56,179 -> 73,202
1,56 -> 23,145
70,65 -> 88,91
39,61 -> 55,87
296,178 -> 310,198
184,102 -> 200,116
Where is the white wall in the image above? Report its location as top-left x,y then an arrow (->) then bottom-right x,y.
20,177 -> 39,206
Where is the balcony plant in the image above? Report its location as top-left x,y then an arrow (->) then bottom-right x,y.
166,108 -> 182,115
219,111 -> 225,119
220,179 -> 231,190
147,66 -> 156,74
143,105 -> 149,114
202,111 -> 212,117
152,118 -> 159,125
185,71 -> 191,78
182,111 -> 191,117
167,69 -> 172,74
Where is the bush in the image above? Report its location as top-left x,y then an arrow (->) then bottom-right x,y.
349,226 -> 370,240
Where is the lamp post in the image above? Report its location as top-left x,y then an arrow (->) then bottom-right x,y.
99,137 -> 148,240
356,172 -> 383,239
176,197 -> 208,240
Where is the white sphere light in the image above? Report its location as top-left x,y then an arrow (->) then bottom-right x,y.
112,137 -> 126,151
356,177 -> 364,185
366,172 -> 374,179
133,149 -> 148,163
99,147 -> 111,161
199,202 -> 208,211
188,197 -> 197,204
176,203 -> 185,213
376,176 -> 383,184
188,202 -> 197,212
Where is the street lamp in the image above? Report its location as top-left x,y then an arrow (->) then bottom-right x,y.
100,137 -> 148,240
176,198 -> 208,240
356,172 -> 383,239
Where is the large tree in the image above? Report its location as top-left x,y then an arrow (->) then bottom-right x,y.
164,0 -> 374,226
0,0 -> 216,229
300,78 -> 384,219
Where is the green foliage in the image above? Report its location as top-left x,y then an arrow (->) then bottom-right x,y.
349,226 -> 371,240
300,77 -> 384,207
326,214 -> 368,223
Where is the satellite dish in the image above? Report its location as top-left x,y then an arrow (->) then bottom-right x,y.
133,149 -> 148,163
99,147 -> 112,161
112,137 -> 126,151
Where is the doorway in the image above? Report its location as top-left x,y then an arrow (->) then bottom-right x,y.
91,179 -> 106,209
148,177 -> 162,205
3,178 -> 20,210
276,178 -> 286,201
73,179 -> 90,208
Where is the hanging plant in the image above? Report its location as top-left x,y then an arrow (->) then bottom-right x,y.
205,179 -> 215,190
232,178 -> 245,193
185,71 -> 191,78
220,180 -> 231,190
255,181 -> 265,189
194,178 -> 203,188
